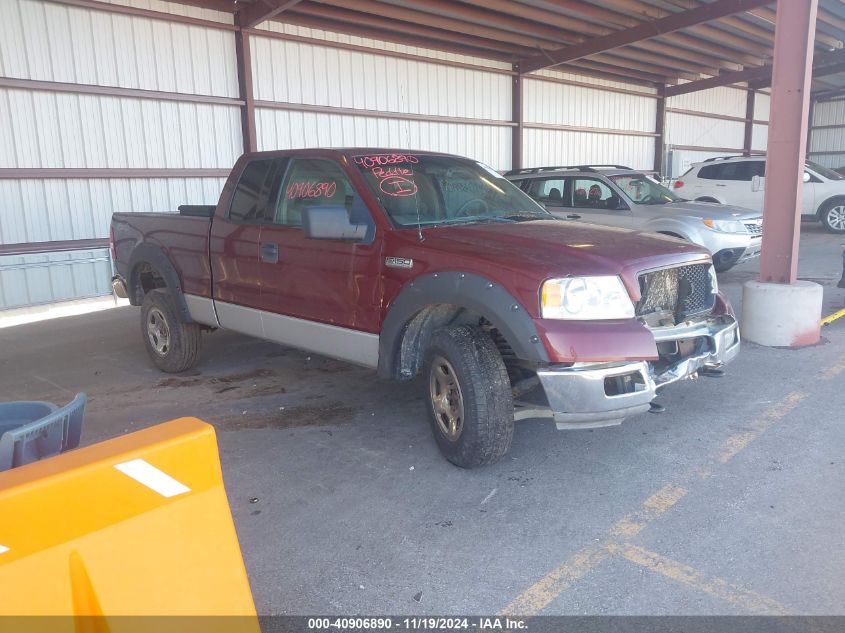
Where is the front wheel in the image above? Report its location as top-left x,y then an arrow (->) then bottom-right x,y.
423,325 -> 513,468
820,200 -> 845,233
140,289 -> 203,373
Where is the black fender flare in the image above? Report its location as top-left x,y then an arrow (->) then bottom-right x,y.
377,272 -> 549,379
127,242 -> 193,323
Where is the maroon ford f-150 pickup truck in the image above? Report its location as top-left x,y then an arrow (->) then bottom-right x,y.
111,149 -> 740,467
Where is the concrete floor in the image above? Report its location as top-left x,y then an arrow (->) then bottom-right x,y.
1,223 -> 844,616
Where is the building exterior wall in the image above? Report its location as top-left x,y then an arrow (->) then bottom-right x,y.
809,99 -> 845,169
0,0 -> 238,309
664,85 -> 770,178
0,0 -> 779,311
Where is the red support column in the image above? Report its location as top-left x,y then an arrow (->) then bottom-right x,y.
742,0 -> 823,348
511,65 -> 523,171
743,89 -> 755,156
758,0 -> 818,284
235,16 -> 258,154
654,85 -> 666,176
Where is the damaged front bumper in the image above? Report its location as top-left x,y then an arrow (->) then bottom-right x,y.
518,316 -> 740,430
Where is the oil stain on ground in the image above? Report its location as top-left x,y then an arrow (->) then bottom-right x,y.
218,403 -> 360,430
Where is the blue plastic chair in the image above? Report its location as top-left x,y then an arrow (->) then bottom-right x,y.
0,393 -> 87,472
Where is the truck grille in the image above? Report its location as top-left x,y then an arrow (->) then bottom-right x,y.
744,220 -> 763,236
637,264 -> 714,323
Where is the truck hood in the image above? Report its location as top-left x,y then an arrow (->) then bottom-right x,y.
391,219 -> 711,282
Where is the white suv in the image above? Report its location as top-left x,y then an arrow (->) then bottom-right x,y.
674,156 -> 845,233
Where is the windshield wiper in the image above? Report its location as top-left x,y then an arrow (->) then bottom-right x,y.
497,212 -> 549,222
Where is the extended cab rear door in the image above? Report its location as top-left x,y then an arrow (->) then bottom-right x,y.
208,157 -> 277,336
257,156 -> 382,351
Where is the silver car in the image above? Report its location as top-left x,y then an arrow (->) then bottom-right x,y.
507,165 -> 763,272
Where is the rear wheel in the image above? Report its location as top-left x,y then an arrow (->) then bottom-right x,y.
423,325 -> 513,468
820,200 -> 845,233
140,289 -> 202,373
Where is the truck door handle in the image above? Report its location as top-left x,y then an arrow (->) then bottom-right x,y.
567,214 -> 581,219
715,184 -> 727,187
260,242 -> 278,263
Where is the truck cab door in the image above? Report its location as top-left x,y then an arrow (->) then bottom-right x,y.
208,157 -> 276,337
257,157 -> 382,341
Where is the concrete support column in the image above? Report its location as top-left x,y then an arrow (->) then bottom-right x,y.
742,0 -> 822,347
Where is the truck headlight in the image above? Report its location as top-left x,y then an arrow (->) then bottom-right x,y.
703,218 -> 746,233
541,276 -> 635,320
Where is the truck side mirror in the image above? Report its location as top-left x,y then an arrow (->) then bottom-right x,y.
751,175 -> 761,192
302,206 -> 368,241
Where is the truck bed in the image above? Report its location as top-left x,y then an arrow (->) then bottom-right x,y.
112,211 -> 213,299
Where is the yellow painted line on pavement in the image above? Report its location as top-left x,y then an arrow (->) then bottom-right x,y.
716,391 -> 806,464
501,386 -> 815,616
501,485 -> 687,616
613,543 -> 789,615
821,306 -> 845,326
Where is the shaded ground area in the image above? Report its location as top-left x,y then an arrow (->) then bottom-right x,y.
0,223 -> 843,616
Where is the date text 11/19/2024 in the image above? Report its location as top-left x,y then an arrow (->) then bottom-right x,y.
306,617 -> 528,630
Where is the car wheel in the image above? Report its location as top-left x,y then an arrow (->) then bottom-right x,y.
820,200 -> 845,233
423,325 -> 513,468
140,289 -> 203,373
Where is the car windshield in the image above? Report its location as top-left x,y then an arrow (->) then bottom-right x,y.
352,153 -> 551,227
806,160 -> 845,181
609,173 -> 683,205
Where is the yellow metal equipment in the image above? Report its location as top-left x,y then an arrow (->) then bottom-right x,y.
0,417 -> 258,628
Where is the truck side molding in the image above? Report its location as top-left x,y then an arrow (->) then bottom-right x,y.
378,272 -> 550,380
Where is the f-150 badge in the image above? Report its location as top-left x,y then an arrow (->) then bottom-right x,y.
385,256 -> 414,269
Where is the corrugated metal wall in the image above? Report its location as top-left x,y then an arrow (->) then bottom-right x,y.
0,0 -> 238,309
1,0 -> 779,311
664,85 -> 769,178
809,99 -> 845,168
250,22 -> 514,170
522,70 -> 657,170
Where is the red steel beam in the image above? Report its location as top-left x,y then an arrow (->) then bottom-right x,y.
743,89 -> 756,154
667,48 -> 845,96
235,13 -> 258,154
758,0 -> 819,285
517,0 -> 774,74
237,0 -> 302,29
512,66 -> 523,171
654,85 -> 666,176
0,239 -> 111,257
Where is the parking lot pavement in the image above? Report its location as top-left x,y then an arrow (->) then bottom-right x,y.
0,226 -> 843,616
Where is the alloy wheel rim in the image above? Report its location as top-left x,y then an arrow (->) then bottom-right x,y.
429,356 -> 465,441
147,308 -> 171,356
827,206 -> 845,230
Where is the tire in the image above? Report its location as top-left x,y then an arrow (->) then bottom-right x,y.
819,199 -> 845,233
423,325 -> 513,468
140,289 -> 202,373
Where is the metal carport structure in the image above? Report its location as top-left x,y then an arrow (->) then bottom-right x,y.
0,0 -> 842,336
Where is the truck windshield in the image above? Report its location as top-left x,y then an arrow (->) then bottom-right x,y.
352,153 -> 550,227
609,173 -> 683,205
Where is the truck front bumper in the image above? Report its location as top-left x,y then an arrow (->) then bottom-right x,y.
522,316 -> 740,430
